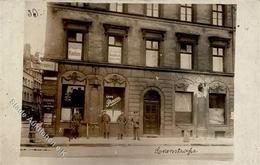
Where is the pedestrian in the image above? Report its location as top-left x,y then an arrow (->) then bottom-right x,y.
71,109 -> 82,139
131,111 -> 140,140
101,110 -> 111,139
117,112 -> 127,140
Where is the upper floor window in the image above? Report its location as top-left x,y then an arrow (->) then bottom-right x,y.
180,43 -> 193,69
108,36 -> 123,64
212,4 -> 224,26
180,4 -> 192,22
212,47 -> 224,72
67,31 -> 84,60
146,4 -> 159,17
109,3 -> 123,12
66,3 -> 89,8
145,40 -> 159,67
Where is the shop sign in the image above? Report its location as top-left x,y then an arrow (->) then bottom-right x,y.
105,96 -> 121,108
42,96 -> 55,112
43,113 -> 53,125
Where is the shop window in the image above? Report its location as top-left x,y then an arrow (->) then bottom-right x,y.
146,4 -> 159,17
175,92 -> 193,124
104,87 -> 125,122
109,3 -> 123,12
209,93 -> 225,125
108,36 -> 123,64
180,43 -> 193,69
145,40 -> 159,67
67,31 -> 84,60
180,4 -> 192,22
212,47 -> 224,72
212,4 -> 224,26
61,85 -> 85,121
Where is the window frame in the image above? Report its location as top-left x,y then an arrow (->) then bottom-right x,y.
107,35 -> 124,64
145,4 -> 160,17
180,4 -> 193,22
208,93 -> 226,125
66,30 -> 85,61
109,3 -> 124,12
179,43 -> 194,70
175,91 -> 193,125
145,39 -> 160,67
212,46 -> 225,72
212,4 -> 224,26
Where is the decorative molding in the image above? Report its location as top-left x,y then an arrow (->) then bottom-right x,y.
141,28 -> 166,41
104,74 -> 126,87
87,75 -> 103,86
103,23 -> 129,37
175,32 -> 200,45
209,81 -> 227,93
208,36 -> 231,48
175,78 -> 194,91
61,71 -> 86,85
63,19 -> 92,32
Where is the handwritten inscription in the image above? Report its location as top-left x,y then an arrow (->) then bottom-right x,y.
27,8 -> 45,17
154,146 -> 198,156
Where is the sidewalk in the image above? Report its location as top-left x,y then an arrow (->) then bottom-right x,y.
21,136 -> 233,147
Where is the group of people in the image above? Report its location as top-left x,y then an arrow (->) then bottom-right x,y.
71,109 -> 140,140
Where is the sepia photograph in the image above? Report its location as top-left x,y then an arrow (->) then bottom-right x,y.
14,0 -> 236,162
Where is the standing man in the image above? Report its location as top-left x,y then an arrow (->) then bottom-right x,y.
72,109 -> 82,139
117,112 -> 127,140
131,111 -> 140,140
101,110 -> 111,139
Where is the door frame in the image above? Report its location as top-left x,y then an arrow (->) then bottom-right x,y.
143,99 -> 160,134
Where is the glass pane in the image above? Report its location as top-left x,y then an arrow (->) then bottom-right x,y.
152,41 -> 159,49
218,48 -> 224,56
117,3 -> 123,12
213,12 -> 217,19
180,53 -> 192,69
213,57 -> 223,72
77,3 -> 84,7
76,33 -> 83,42
108,46 -> 122,64
212,48 -> 218,55
146,50 -> 158,67
209,108 -> 224,124
181,7 -> 186,14
218,13 -> 223,20
68,31 -> 76,41
147,9 -> 152,16
68,42 -> 82,60
186,45 -> 192,53
153,10 -> 159,17
212,4 -> 217,11
147,4 -> 152,10
109,36 -> 115,45
187,8 -> 192,15
146,40 -> 152,49
187,15 -> 192,22
175,92 -> 192,112
218,5 -> 223,11
115,37 -> 123,46
109,4 -> 117,11
181,14 -> 186,21
218,18 -> 223,26
153,4 -> 159,10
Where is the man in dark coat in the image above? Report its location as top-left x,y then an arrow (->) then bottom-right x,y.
72,109 -> 82,138
131,111 -> 140,140
101,111 -> 111,139
117,112 -> 127,140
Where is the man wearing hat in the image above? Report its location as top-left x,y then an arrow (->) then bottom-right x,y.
131,111 -> 140,140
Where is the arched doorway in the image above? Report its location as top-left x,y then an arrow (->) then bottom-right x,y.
143,90 -> 161,134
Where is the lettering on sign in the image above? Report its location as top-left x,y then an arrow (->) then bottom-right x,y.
106,96 -> 121,108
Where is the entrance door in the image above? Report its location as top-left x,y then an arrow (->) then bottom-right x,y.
143,90 -> 160,134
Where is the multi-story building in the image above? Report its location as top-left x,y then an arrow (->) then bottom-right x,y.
42,3 -> 236,138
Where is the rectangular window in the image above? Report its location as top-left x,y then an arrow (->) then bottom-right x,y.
108,36 -> 123,64
61,85 -> 85,121
212,4 -> 224,26
145,40 -> 159,67
67,31 -> 84,60
209,94 -> 225,125
180,43 -> 193,69
180,4 -> 192,22
175,92 -> 193,124
67,3 -> 89,8
104,87 -> 125,122
109,3 -> 123,12
212,47 -> 224,72
146,4 -> 159,17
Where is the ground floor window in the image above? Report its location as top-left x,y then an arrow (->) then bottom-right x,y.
103,87 -> 125,122
209,93 -> 225,125
61,84 -> 85,121
175,92 -> 193,124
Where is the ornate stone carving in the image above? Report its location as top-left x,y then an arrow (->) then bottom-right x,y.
209,81 -> 227,93
61,71 -> 86,85
175,78 -> 193,91
104,74 -> 126,87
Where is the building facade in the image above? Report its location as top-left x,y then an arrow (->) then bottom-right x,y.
42,3 -> 236,138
